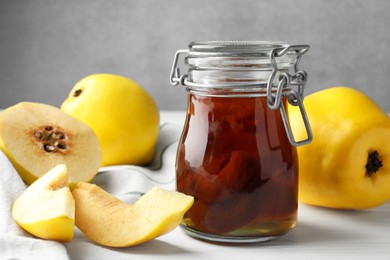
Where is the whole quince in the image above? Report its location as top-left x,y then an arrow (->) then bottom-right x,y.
288,86 -> 390,209
61,74 -> 159,166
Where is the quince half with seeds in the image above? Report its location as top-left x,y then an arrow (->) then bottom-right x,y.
0,102 -> 102,188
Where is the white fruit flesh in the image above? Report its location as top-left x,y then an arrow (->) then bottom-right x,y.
12,164 -> 75,242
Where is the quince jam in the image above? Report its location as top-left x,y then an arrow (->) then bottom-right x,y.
176,92 -> 298,240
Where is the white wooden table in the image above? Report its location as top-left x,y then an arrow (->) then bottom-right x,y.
66,111 -> 390,260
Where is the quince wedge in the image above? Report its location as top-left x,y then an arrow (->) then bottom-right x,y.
12,164 -> 75,242
72,182 -> 194,247
288,86 -> 390,209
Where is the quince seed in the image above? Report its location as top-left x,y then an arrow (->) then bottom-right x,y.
54,131 -> 66,140
44,144 -> 57,153
57,142 -> 67,150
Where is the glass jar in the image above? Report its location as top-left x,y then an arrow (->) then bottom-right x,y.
169,41 -> 312,243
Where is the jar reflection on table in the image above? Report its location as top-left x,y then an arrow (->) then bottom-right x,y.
176,91 -> 298,241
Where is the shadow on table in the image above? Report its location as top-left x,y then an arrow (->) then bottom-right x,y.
197,202 -> 390,248
67,236 -> 192,260
267,202 -> 390,247
115,239 -> 192,255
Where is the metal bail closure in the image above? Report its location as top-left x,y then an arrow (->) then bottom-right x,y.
170,49 -> 188,86
280,90 -> 313,147
266,44 -> 312,147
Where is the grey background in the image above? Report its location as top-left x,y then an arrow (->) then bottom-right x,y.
1,0 -> 389,111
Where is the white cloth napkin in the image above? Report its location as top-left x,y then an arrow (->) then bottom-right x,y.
0,123 -> 181,259
93,123 -> 181,204
0,149 -> 70,260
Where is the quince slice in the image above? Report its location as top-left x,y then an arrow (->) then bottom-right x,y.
72,183 -> 194,247
12,164 -> 75,242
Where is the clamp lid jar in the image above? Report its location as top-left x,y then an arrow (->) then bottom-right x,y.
170,41 -> 312,243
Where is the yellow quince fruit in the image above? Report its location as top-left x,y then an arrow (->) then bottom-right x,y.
61,74 -> 159,166
288,86 -> 390,209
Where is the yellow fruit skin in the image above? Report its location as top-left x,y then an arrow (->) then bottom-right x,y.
61,74 -> 159,166
12,165 -> 75,242
18,216 -> 74,242
288,86 -> 390,209
0,137 -> 36,185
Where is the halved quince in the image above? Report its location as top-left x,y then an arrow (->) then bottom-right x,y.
12,164 -> 75,242
72,183 -> 194,247
0,102 -> 102,187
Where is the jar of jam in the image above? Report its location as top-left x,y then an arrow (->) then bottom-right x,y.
169,41 -> 312,243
